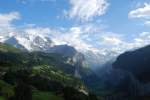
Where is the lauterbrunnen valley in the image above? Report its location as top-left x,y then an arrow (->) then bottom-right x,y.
0,0 -> 150,100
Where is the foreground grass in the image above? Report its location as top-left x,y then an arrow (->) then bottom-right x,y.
32,90 -> 64,100
0,96 -> 5,100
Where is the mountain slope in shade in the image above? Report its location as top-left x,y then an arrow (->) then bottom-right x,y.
113,45 -> 150,83
99,45 -> 150,98
86,45 -> 150,99
5,36 -> 26,50
47,44 -> 77,58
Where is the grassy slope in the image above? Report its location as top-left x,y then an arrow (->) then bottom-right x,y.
32,90 -> 64,100
0,43 -> 20,53
0,97 -> 4,100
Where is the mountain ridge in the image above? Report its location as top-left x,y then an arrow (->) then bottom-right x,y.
0,33 -> 118,70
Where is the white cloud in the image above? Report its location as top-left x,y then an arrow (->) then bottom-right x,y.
51,26 -> 94,51
66,0 -> 109,22
129,3 -> 150,19
24,27 -> 51,36
0,12 -> 20,28
48,24 -> 150,54
134,32 -> 150,45
109,32 -> 150,54
128,3 -> 150,27
144,20 -> 150,26
101,34 -> 123,46
0,12 -> 20,36
48,23 -> 105,52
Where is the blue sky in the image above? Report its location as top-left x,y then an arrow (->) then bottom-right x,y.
0,0 -> 148,32
1,0 -> 150,53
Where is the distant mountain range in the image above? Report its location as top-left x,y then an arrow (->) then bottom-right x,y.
0,33 -> 119,70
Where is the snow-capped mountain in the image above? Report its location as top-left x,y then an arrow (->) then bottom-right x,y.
0,32 -> 119,70
1,33 -> 53,51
